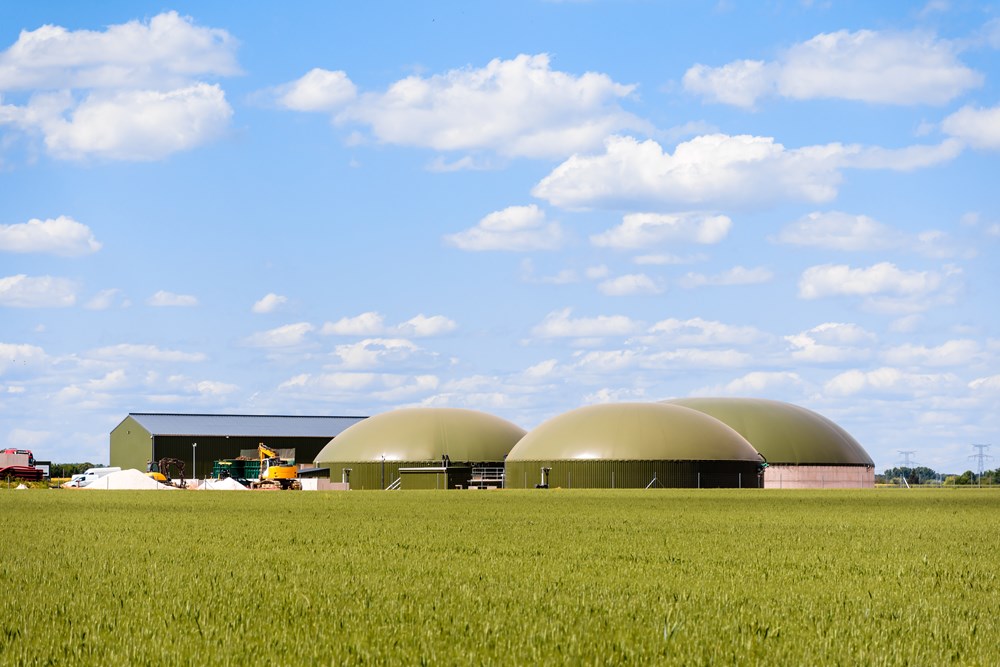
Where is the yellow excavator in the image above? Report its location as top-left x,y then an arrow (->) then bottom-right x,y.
252,444 -> 300,490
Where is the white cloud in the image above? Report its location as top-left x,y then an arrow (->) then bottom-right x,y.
84,288 -> 129,310
684,29 -> 981,107
147,290 -> 198,307
785,323 -> 876,363
519,259 -> 578,285
320,312 -> 455,337
774,211 -> 904,251
0,216 -> 101,256
88,344 -> 206,363
798,262 -> 942,299
242,322 -> 314,348
533,134 -> 929,211
969,375 -> 1000,392
597,273 -> 662,296
0,342 -> 47,374
194,380 -> 238,396
678,266 -> 773,288
824,367 -> 959,397
883,339 -> 982,367
532,307 -> 642,338
645,317 -> 767,346
252,293 -> 288,314
322,312 -> 385,336
774,210 -> 969,258
0,274 -> 76,307
330,338 -> 422,370
395,314 -> 457,337
0,11 -> 239,91
278,371 -> 439,402
275,68 -> 356,111
942,105 -> 1000,150
590,212 -> 731,248
445,204 -> 564,251
0,12 -> 238,162
40,84 -> 232,161
699,371 -> 804,395
313,53 -> 646,159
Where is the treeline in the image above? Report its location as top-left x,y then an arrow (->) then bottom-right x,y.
879,466 -> 1000,485
48,463 -> 106,478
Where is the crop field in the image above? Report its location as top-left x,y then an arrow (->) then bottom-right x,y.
2,489 -> 997,665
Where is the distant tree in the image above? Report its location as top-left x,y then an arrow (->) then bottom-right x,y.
882,466 -> 939,485
49,462 -> 103,477
955,470 -> 976,485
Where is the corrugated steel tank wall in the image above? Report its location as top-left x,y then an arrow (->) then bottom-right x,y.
324,462 -> 500,490
504,459 -> 762,489
152,436 -> 331,479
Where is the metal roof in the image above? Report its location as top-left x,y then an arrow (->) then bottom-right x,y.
663,398 -> 872,466
125,413 -> 366,438
315,408 -> 525,463
506,403 -> 760,462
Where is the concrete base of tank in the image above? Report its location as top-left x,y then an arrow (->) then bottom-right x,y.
764,465 -> 874,489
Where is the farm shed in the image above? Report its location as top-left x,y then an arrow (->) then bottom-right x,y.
663,398 -> 874,488
313,408 -> 525,490
110,413 -> 366,480
504,403 -> 763,489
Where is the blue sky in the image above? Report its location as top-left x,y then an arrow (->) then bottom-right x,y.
1,1 -> 998,474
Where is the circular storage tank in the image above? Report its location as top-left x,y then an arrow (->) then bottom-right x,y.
315,408 -> 525,490
505,402 -> 763,489
663,398 -> 874,488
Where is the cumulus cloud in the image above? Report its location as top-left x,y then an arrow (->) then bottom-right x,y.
278,371 -> 439,402
275,68 -> 356,111
279,53 -> 646,160
785,322 -> 876,363
320,312 -> 455,337
590,212 -> 731,248
533,134 -> 955,212
678,266 -> 773,289
597,273 -> 662,296
0,342 -> 47,374
147,290 -> 198,307
322,312 -> 385,336
776,211 -> 971,258
445,205 -> 565,251
824,367 -> 959,397
242,322 -> 315,348
38,84 -> 232,161
942,105 -> 1000,150
0,12 -> 238,161
798,262 -> 944,302
329,338 -> 427,370
684,29 -> 981,107
969,374 -> 1000,392
644,317 -> 768,346
0,274 -> 76,307
252,293 -> 287,314
0,216 -> 100,256
532,307 -> 642,339
698,371 -> 805,395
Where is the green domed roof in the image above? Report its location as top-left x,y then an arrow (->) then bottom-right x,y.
506,402 -> 760,462
314,408 -> 524,464
663,398 -> 872,466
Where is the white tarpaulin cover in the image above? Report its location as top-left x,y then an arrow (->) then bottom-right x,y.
83,468 -> 177,490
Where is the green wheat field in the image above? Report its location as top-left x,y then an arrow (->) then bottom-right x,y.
2,489 -> 997,665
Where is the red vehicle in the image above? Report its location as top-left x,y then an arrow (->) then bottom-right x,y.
0,448 -> 43,481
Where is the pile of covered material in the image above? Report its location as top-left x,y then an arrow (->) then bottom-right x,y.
200,478 -> 248,491
83,468 -> 177,490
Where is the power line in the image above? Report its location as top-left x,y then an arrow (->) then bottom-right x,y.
897,450 -> 917,468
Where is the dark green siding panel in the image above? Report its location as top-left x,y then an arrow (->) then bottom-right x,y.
110,416 -> 152,472
504,460 -> 761,489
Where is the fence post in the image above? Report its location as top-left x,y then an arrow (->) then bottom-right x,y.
697,472 -> 700,489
